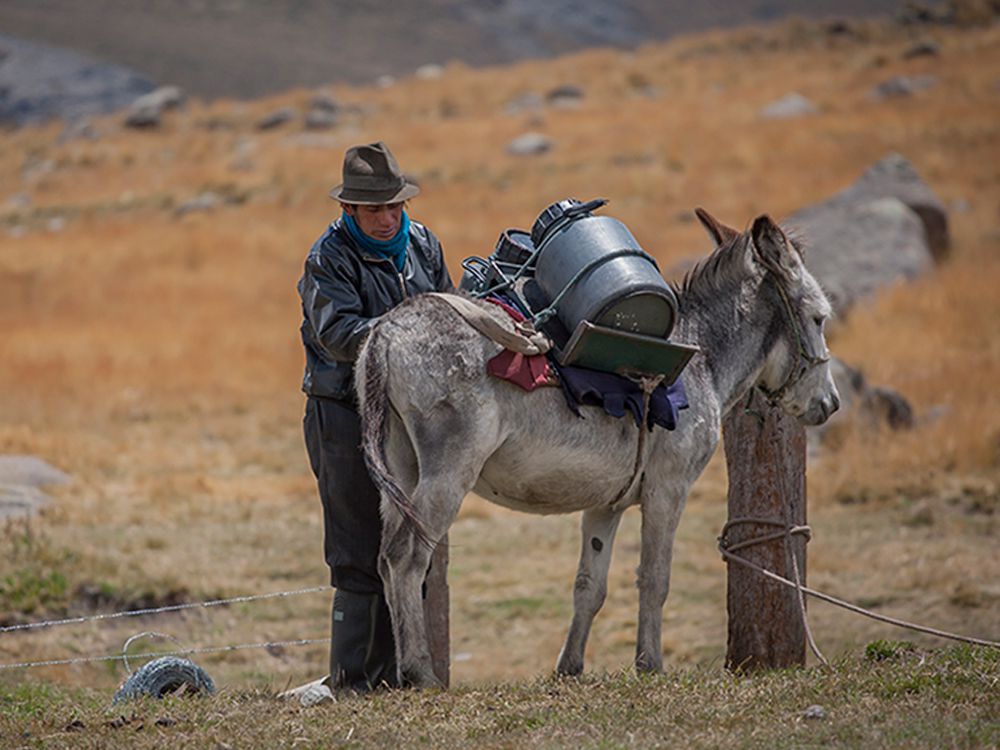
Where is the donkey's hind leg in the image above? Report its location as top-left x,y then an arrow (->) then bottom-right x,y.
555,505 -> 625,676
378,493 -> 458,689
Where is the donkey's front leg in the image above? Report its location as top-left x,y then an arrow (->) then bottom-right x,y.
556,506 -> 625,676
635,488 -> 687,673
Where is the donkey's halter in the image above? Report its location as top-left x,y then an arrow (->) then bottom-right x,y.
757,273 -> 830,406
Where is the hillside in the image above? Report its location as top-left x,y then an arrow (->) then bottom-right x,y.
0,12 -> 998,740
0,0 -> 902,97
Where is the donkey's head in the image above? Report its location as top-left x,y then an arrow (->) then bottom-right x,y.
746,214 -> 839,425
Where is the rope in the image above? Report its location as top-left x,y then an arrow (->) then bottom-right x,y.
719,519 -> 1000,653
0,585 -> 329,634
0,637 -> 328,671
610,374 -> 664,511
529,248 -> 658,328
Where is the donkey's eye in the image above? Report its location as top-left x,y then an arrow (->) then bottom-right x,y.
813,316 -> 824,328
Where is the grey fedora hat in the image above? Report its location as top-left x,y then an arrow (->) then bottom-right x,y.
329,141 -> 421,204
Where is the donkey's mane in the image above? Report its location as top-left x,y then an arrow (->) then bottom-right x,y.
669,224 -> 808,313
669,231 -> 751,311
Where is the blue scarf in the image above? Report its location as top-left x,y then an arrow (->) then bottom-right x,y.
342,210 -> 411,272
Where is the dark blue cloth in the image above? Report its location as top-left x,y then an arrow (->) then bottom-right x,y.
558,366 -> 689,431
342,209 -> 411,272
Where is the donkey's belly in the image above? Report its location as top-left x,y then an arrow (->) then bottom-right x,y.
473,438 -> 638,515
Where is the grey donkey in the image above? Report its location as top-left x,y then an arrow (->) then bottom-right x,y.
355,210 -> 840,688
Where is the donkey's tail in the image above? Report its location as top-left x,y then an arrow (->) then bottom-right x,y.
358,322 -> 433,548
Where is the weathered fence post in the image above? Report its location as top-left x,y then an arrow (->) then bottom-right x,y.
424,536 -> 450,686
722,393 -> 807,670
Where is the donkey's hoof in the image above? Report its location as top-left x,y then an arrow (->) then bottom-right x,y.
634,654 -> 663,675
555,658 -> 584,677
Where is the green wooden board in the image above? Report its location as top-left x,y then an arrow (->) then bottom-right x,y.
555,320 -> 699,384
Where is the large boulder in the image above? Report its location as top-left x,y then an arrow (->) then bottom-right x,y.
784,153 -> 949,318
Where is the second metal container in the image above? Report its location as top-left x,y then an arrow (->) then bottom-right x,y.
533,201 -> 678,338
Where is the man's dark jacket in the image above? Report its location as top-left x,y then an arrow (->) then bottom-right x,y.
298,217 -> 453,401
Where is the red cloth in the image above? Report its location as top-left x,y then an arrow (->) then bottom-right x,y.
484,297 -> 553,391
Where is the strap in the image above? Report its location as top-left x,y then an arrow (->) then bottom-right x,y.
426,293 -> 552,356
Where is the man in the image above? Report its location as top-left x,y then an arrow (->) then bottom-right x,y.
293,141 -> 453,701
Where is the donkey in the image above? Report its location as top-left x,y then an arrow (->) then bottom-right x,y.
355,210 -> 839,687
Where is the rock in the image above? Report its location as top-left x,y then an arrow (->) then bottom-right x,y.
124,105 -> 161,129
840,152 -> 949,259
129,85 -> 185,113
505,132 -> 552,156
415,63 -> 444,80
0,456 -> 70,487
869,74 -> 937,100
504,92 -> 544,116
902,39 -> 941,58
546,84 -> 585,108
309,93 -> 339,113
375,75 -> 395,89
256,106 -> 298,130
759,91 -> 818,119
790,198 -> 932,316
803,704 -> 827,720
304,108 -> 337,130
809,358 -> 914,451
123,86 -> 185,129
174,191 -> 220,216
785,153 -> 949,317
0,455 -> 70,519
58,117 -> 99,143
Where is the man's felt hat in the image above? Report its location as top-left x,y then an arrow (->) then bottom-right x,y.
329,141 -> 420,204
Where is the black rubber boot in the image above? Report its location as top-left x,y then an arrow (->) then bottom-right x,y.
329,589 -> 399,692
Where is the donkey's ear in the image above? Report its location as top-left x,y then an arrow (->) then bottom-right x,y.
695,207 -> 740,247
750,214 -> 798,279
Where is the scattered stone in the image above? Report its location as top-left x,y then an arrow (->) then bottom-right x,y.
46,216 -> 66,233
546,84 -> 585,108
124,105 -> 161,129
174,191 -> 220,216
375,75 -> 395,89
505,132 -> 552,156
415,63 -> 444,80
759,91 -> 819,119
902,39 -> 941,58
58,117 -> 99,143
123,85 -> 185,129
309,93 -> 339,113
0,455 -> 70,519
869,74 -> 937,101
130,85 -> 185,113
6,192 -> 31,211
304,108 -> 337,130
504,92 -> 544,116
810,358 -> 914,451
256,106 -> 298,131
803,704 -> 827,720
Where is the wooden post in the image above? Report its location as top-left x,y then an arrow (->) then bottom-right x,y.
722,393 -> 807,670
424,536 -> 450,686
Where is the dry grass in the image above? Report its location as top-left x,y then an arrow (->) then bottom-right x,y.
0,16 -> 999,723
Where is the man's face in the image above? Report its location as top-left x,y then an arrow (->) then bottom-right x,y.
343,202 -> 404,241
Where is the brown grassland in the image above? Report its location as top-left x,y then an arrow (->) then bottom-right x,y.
1,16 -> 999,749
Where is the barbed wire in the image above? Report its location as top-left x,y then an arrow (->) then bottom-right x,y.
0,637 -> 329,671
0,585 -> 329,634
